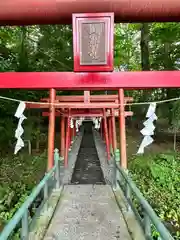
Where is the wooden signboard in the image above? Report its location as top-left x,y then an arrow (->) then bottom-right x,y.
73,13 -> 114,72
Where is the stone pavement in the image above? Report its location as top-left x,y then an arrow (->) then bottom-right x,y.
44,185 -> 132,240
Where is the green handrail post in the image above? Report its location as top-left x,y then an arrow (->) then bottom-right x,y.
114,149 -> 120,163
112,149 -> 120,190
144,212 -> 151,239
44,182 -> 48,201
115,149 -> 123,184
124,169 -> 132,212
21,209 -> 29,240
54,148 -> 60,189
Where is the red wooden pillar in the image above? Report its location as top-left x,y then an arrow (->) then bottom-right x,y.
108,115 -> 112,153
47,88 -> 56,170
111,108 -> 117,152
101,118 -> 104,140
118,89 -> 127,169
103,109 -> 111,160
69,121 -> 72,148
100,119 -> 103,139
65,115 -> 70,167
60,115 -> 65,158
70,118 -> 74,144
73,119 -> 76,139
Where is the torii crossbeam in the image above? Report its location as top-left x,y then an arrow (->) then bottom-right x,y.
0,71 -> 180,89
1,0 -> 180,25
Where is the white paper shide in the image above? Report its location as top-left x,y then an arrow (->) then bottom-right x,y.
137,103 -> 157,154
14,102 -> 26,154
75,117 -> 84,132
92,117 -> 102,130
70,118 -> 74,129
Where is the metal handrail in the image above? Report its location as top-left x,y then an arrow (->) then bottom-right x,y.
114,163 -> 174,240
0,149 -> 61,240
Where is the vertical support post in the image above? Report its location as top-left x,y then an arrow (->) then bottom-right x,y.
43,181 -> 49,211
108,115 -> 112,154
47,88 -> 56,170
69,118 -> 72,149
73,119 -> 76,139
100,118 -> 103,139
118,89 -> 127,169
144,212 -> 151,238
54,149 -> 60,188
64,116 -> 67,158
70,118 -> 74,143
65,112 -> 70,167
21,210 -> 29,240
44,181 -> 48,201
111,108 -> 117,153
60,115 -> 65,158
125,179 -> 132,211
103,109 -> 111,160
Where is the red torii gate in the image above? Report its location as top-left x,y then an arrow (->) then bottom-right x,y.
1,0 -> 180,24
1,1 -> 180,171
26,93 -> 133,167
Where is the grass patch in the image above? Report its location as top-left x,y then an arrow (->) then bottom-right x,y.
129,152 -> 180,239
0,152 -> 47,231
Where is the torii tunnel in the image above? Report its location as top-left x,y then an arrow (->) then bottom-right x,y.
1,0 -> 180,25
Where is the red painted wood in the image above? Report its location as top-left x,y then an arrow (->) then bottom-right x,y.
108,117 -> 112,149
41,95 -> 133,103
65,115 -> 70,167
60,116 -> 65,158
115,110 -> 133,117
1,0 -> 180,26
103,109 -> 110,160
42,111 -> 133,117
119,89 -> 127,169
28,103 -> 119,109
111,109 -> 117,152
69,123 -> 71,148
27,102 -> 120,109
0,71 -> 180,89
47,89 -> 56,170
100,119 -> 103,139
73,120 -> 76,138
73,13 -> 114,72
42,110 -> 103,115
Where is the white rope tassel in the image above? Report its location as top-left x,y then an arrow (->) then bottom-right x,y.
137,103 -> 157,154
94,117 -> 101,130
94,118 -> 99,129
75,120 -> 79,132
92,117 -> 96,125
97,117 -> 102,129
75,117 -> 84,132
70,118 -> 74,129
14,102 -> 27,154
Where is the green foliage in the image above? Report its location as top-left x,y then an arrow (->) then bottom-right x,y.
0,152 -> 47,230
130,152 -> 180,238
0,24 -> 73,154
172,101 -> 180,131
114,23 -> 141,70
